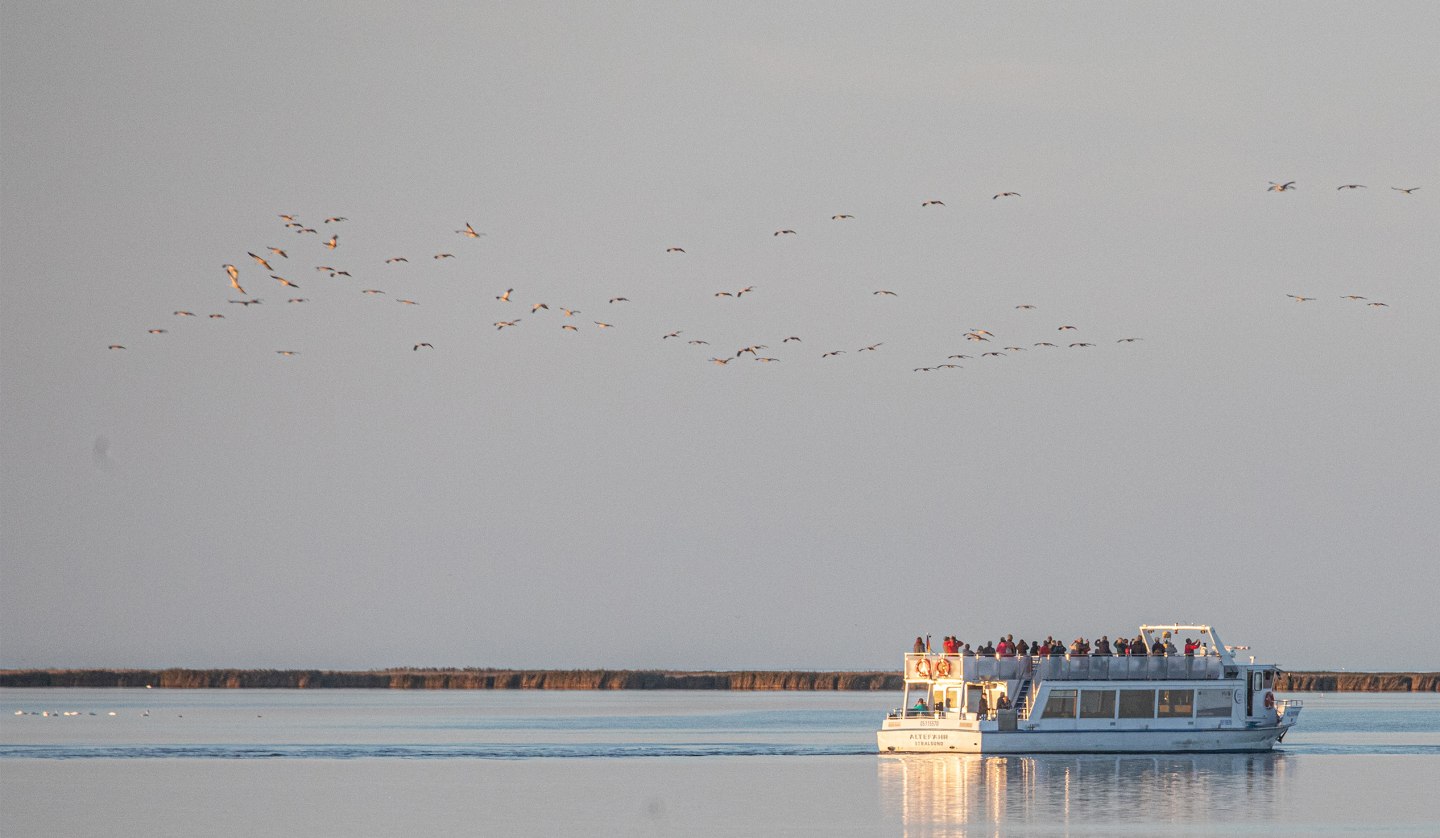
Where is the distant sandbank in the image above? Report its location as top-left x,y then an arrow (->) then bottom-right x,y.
2,669 -> 1435,691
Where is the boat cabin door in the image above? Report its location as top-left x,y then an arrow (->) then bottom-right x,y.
1246,668 -> 1276,716
963,683 -> 984,717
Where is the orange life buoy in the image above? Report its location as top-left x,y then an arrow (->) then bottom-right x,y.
1263,691 -> 1275,710
916,658 -> 933,678
935,658 -> 952,678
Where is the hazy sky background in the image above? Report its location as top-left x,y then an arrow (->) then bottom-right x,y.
3,2 -> 1437,672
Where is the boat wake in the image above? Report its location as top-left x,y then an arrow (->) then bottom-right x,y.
0,742 -> 877,760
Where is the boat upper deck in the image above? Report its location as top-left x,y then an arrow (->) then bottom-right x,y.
905,653 -> 1234,683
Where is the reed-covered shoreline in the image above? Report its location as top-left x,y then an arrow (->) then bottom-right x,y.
0,669 -> 897,690
2,668 -> 1436,691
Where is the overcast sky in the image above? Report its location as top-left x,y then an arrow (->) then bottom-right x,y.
3,2 -> 1437,673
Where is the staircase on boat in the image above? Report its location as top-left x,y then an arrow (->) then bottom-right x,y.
1014,675 -> 1035,719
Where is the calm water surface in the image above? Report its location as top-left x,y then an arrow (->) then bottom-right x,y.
2,689 -> 1437,836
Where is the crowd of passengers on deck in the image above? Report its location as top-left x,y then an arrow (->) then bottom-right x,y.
913,632 -> 1211,659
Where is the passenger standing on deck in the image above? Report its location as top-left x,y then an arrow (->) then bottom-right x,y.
1184,638 -> 1198,656
1150,637 -> 1166,656
1130,636 -> 1148,656
961,643 -> 975,656
1016,639 -> 1030,657
996,637 -> 1012,657
914,636 -> 925,654
1094,636 -> 1112,656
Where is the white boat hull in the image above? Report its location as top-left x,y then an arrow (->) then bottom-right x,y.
877,724 -> 1288,754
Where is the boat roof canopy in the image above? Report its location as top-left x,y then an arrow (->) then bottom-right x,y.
1139,624 -> 1235,666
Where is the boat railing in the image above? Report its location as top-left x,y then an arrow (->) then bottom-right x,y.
887,707 -> 947,720
1038,655 -> 1225,681
905,654 -> 1033,681
905,653 -> 1225,682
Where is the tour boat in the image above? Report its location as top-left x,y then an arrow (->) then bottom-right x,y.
877,624 -> 1302,753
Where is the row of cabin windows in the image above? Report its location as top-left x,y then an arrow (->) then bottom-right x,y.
1041,688 -> 1234,720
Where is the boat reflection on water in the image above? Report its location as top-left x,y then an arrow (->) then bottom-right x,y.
878,751 -> 1292,835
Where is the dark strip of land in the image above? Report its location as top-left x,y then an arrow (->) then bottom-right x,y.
0,669 -> 895,690
1,669 -> 1436,691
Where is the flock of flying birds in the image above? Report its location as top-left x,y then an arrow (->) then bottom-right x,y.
106,182 -> 1413,370
1268,182 -> 1420,193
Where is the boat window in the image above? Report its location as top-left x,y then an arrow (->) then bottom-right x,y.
1158,689 -> 1194,717
1041,689 -> 1077,719
1079,689 -> 1116,719
1118,689 -> 1156,718
1195,689 -> 1233,718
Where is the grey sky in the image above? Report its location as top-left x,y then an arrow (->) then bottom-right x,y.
2,2 -> 1437,672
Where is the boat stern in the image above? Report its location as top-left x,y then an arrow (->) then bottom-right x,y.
877,718 -> 982,753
